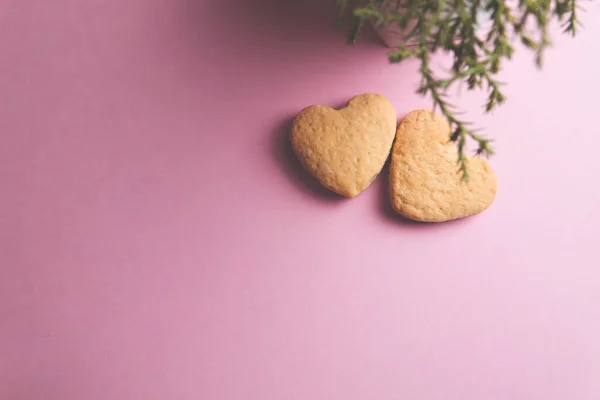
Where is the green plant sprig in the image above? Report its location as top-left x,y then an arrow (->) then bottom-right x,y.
337,0 -> 582,181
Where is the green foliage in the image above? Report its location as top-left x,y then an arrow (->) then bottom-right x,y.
338,0 -> 582,181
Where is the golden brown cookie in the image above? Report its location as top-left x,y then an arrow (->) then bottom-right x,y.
291,93 -> 397,198
389,110 -> 497,222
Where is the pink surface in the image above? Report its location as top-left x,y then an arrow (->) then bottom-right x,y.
1,0 -> 600,399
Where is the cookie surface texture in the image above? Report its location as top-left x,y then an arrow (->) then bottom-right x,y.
291,93 -> 397,198
389,110 -> 497,222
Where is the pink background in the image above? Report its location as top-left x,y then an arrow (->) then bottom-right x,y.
1,0 -> 600,399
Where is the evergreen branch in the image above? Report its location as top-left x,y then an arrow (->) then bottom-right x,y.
339,0 -> 583,181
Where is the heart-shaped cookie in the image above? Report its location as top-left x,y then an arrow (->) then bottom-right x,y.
291,93 -> 397,198
389,110 -> 497,222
